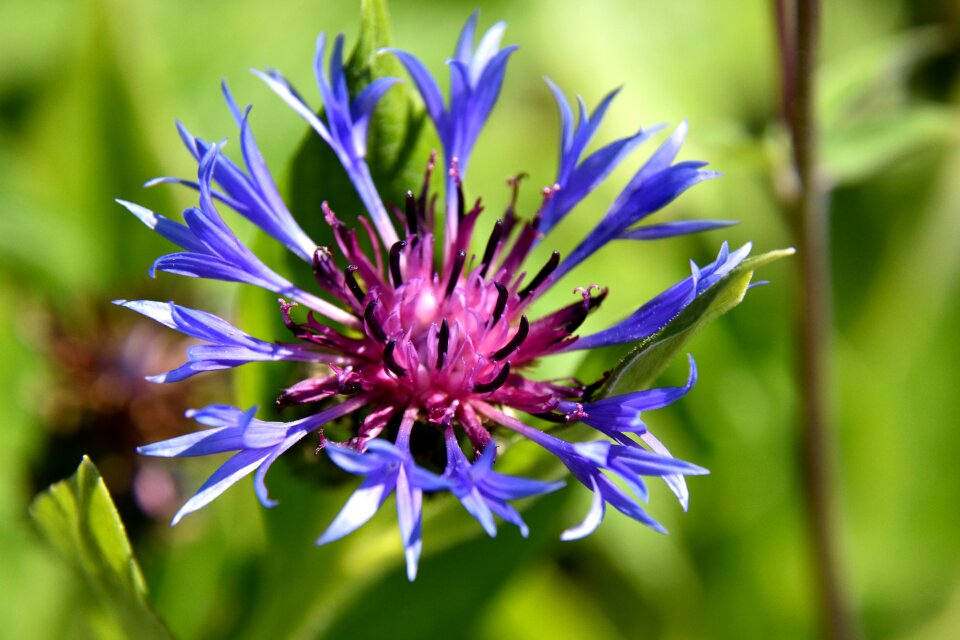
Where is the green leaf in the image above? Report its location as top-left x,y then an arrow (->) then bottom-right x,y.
594,248 -> 795,399
29,456 -> 171,639
287,0 -> 431,253
817,27 -> 954,185
823,106 -> 956,185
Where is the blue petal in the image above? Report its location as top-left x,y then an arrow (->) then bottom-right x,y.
316,469 -> 397,545
395,464 -> 424,581
641,431 -> 691,510
171,448 -> 272,525
186,404 -> 257,428
560,474 -> 605,541
570,269 -> 697,350
544,77 -> 574,159
137,426 -> 244,458
453,11 -> 479,64
253,431 -> 309,508
553,123 -> 720,280
116,200 -> 206,254
480,472 -> 565,501
468,20 -> 506,78
253,68 -> 332,145
380,48 -> 446,126
326,444 -> 397,475
350,77 -> 402,151
588,355 -> 698,412
571,243 -> 750,350
619,219 -> 737,241
236,109 -> 318,261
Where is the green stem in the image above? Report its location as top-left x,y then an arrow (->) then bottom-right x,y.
777,0 -> 859,637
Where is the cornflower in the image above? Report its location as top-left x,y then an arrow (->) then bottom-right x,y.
118,12 -> 746,580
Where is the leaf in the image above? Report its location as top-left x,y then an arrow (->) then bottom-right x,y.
823,106 -> 956,185
595,248 -> 795,399
287,0 -> 431,251
29,456 -> 171,639
817,26 -> 954,186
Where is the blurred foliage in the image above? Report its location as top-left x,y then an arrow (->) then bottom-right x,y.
2,0 -> 960,638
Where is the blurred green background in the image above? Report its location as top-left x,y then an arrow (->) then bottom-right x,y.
2,0 -> 959,638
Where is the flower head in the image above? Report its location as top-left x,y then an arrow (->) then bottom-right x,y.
120,13 -> 747,580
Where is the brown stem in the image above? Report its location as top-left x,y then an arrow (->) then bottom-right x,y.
776,0 -> 859,638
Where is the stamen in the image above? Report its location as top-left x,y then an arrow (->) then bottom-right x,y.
404,190 -> 418,236
474,362 -> 511,393
311,247 -> 340,293
445,249 -> 466,298
436,319 -> 449,369
502,173 -> 527,238
479,219 -> 503,279
491,282 -> 508,325
278,299 -> 299,333
383,341 -> 407,377
564,287 -> 608,333
449,158 -> 464,220
363,300 -> 387,342
419,150 -> 436,216
518,250 -> 560,300
456,182 -> 466,221
530,411 -> 569,424
389,240 -> 406,288
344,265 -> 365,304
492,315 -> 529,360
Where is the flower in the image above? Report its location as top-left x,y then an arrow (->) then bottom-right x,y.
118,12 -> 747,580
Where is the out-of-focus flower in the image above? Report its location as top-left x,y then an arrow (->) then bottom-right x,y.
118,12 -> 745,580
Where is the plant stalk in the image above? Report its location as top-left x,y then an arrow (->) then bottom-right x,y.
776,0 -> 859,637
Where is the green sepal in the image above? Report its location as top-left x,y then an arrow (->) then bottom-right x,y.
287,0 -> 431,251
593,248 -> 795,399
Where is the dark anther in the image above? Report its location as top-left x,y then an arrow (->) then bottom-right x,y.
582,376 -> 608,402
474,362 -> 511,394
383,341 -> 408,377
456,181 -> 466,220
404,190 -> 419,236
564,288 -> 608,333
563,308 -> 589,334
389,241 -> 406,288
492,315 -> 529,360
479,219 -> 503,279
445,249 -> 467,298
311,248 -> 334,289
419,151 -> 436,216
436,319 -> 449,369
518,250 -> 560,300
491,282 -> 508,325
344,265 -> 365,304
530,411 -> 569,424
363,300 -> 387,343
